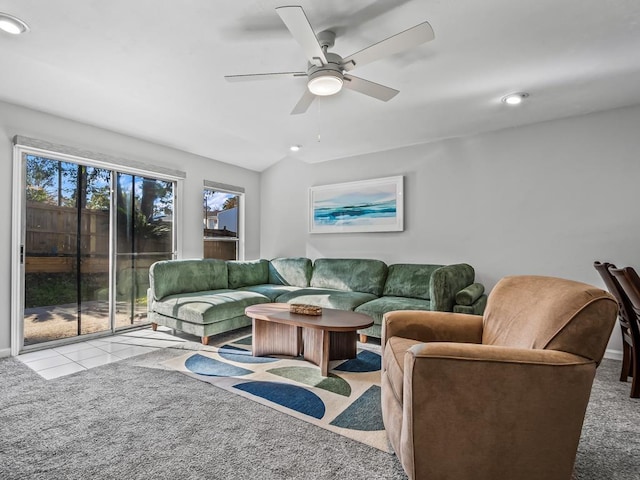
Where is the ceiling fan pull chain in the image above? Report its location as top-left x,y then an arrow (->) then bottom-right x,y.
317,98 -> 321,143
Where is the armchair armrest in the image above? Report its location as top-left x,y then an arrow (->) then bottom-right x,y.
400,342 -> 595,480
408,341 -> 592,365
382,310 -> 483,347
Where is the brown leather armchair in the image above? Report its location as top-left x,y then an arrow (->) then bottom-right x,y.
381,275 -> 617,480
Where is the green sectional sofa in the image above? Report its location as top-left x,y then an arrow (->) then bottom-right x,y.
147,257 -> 487,345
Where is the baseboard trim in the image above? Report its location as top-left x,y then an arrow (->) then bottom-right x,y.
0,348 -> 11,359
604,349 -> 623,361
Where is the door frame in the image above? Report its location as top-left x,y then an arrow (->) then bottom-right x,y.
11,140 -> 184,356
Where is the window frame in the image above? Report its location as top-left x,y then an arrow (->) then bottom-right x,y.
203,181 -> 245,261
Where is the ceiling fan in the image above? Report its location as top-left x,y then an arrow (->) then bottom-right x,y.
224,5 -> 435,115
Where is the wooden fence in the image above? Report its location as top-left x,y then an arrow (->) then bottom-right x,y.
25,202 -> 170,273
26,202 -> 109,255
204,239 -> 237,260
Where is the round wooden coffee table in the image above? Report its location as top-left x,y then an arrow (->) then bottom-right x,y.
245,303 -> 373,376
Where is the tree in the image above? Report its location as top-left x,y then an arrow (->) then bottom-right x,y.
25,155 -> 58,204
222,196 -> 238,210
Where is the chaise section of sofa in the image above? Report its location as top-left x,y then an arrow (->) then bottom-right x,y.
147,256 -> 487,345
148,259 -> 270,345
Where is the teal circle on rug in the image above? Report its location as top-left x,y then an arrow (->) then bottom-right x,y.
234,381 -> 326,419
334,349 -> 381,373
185,353 -> 253,377
330,385 -> 384,431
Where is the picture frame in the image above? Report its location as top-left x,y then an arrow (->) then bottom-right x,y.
309,175 -> 404,234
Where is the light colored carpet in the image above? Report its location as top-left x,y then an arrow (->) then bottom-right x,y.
0,330 -> 638,479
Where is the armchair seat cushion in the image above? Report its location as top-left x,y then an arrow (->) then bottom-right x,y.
151,289 -> 270,325
355,296 -> 432,325
275,288 -> 377,311
384,336 -> 421,404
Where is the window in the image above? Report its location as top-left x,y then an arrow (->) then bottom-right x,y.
203,183 -> 243,260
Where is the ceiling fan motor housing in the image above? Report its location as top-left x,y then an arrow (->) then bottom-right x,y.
308,52 -> 343,77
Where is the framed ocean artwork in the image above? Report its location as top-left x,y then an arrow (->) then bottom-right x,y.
309,176 -> 404,233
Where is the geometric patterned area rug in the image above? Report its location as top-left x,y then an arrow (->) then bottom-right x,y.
161,334 -> 390,452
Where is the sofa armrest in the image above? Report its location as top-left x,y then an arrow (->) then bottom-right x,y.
453,294 -> 488,315
382,310 -> 483,347
399,343 -> 596,479
429,263 -> 475,311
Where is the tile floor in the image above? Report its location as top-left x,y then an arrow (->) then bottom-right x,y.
17,326 -> 186,380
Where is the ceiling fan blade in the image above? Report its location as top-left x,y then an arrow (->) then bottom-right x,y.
341,21 -> 434,71
276,6 -> 327,66
342,74 -> 399,102
225,72 -> 307,82
291,89 -> 316,115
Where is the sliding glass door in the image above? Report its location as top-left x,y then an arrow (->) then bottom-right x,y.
114,174 -> 174,328
21,153 -> 175,347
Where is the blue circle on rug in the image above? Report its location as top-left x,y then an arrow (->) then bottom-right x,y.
334,350 -> 381,373
234,381 -> 326,419
185,353 -> 254,377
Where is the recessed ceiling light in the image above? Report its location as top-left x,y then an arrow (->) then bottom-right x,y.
0,12 -> 30,35
289,145 -> 301,152
502,92 -> 529,105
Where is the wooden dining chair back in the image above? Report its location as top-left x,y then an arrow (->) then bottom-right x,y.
605,263 -> 640,398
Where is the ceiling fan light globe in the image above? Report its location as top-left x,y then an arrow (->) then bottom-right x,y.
308,74 -> 343,96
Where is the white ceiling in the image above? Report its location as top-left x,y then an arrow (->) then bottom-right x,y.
1,0 -> 640,171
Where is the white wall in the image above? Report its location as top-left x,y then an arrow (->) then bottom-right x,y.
260,104 -> 640,354
0,100 -> 261,354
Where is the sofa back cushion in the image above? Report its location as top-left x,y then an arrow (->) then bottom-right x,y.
383,264 -> 442,300
310,258 -> 388,296
150,259 -> 228,300
227,259 -> 269,289
269,257 -> 312,287
482,275 -> 618,363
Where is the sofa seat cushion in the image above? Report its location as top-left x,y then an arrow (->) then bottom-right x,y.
238,284 -> 301,302
275,288 -> 377,311
384,336 -> 422,404
355,296 -> 432,325
151,289 -> 270,325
